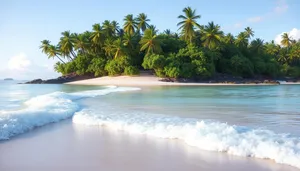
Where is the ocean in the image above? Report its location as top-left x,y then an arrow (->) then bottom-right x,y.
0,81 -> 300,169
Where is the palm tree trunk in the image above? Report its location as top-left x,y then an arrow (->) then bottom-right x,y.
56,55 -> 66,64
71,51 -> 76,58
68,55 -> 74,61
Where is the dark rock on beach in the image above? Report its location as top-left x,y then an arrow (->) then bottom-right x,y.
24,73 -> 94,84
159,73 -> 285,84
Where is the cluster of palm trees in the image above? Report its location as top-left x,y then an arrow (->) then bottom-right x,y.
40,6 -> 300,78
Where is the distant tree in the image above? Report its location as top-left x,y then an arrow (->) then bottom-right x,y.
281,33 -> 292,47
139,29 -> 162,54
177,7 -> 201,44
245,27 -> 254,38
123,14 -> 138,35
136,13 -> 150,32
201,22 -> 224,49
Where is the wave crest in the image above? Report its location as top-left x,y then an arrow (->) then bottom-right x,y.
73,109 -> 300,169
0,86 -> 140,140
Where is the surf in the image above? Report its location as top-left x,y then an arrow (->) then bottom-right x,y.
73,107 -> 300,169
0,86 -> 140,140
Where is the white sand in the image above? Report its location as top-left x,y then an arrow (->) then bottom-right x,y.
0,120 -> 299,171
66,74 -> 277,86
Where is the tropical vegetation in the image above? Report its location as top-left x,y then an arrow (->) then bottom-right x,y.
40,7 -> 300,80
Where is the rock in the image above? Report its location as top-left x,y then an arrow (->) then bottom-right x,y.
25,79 -> 43,84
24,73 -> 95,84
4,78 -> 14,81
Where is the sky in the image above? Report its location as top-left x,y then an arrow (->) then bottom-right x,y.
0,0 -> 299,80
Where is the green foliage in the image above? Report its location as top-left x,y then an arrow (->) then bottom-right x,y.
164,65 -> 180,78
124,66 -> 140,75
87,57 -> 107,76
74,55 -> 91,75
105,56 -> 131,76
43,8 -> 300,80
142,54 -> 166,77
163,45 -> 214,78
54,62 -> 76,75
160,35 -> 186,54
105,59 -> 124,76
230,55 -> 254,77
280,64 -> 300,77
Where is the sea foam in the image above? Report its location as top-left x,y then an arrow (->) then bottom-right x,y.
0,86 -> 140,140
73,108 -> 300,169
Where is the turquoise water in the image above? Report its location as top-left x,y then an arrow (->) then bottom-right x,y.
95,85 -> 300,136
0,80 -> 102,110
1,81 -> 300,168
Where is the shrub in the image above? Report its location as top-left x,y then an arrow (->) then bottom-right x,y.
87,57 -> 107,76
124,66 -> 140,75
105,59 -> 123,76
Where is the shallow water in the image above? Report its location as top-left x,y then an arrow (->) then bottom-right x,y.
0,82 -> 300,168
89,85 -> 300,136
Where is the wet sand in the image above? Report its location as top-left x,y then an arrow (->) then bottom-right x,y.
0,120 -> 299,171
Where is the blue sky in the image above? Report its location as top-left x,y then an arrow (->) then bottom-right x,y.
0,0 -> 299,80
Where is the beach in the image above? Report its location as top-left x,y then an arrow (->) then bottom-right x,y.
66,74 -> 280,86
1,119 -> 299,171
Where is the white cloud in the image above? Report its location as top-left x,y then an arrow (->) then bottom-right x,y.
1,53 -> 59,80
247,16 -> 263,23
274,28 -> 300,45
234,23 -> 242,28
230,0 -> 288,29
274,0 -> 288,13
8,53 -> 31,71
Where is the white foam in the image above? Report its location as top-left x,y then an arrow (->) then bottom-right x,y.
73,109 -> 300,169
0,86 -> 140,140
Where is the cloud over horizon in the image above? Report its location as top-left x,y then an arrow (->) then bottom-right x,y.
275,28 -> 300,45
1,53 -> 59,80
8,53 -> 31,71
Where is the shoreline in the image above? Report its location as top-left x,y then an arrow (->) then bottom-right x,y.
66,75 -> 300,86
1,120 -> 299,171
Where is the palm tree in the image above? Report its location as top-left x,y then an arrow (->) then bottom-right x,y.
117,29 -> 125,38
136,13 -> 150,32
148,25 -> 158,33
250,38 -> 265,53
104,38 -> 125,58
245,27 -> 254,38
201,22 -> 224,49
288,43 -> 300,63
164,29 -> 172,37
40,40 -> 51,54
102,20 -> 114,37
111,21 -> 120,36
139,28 -> 162,54
74,33 -> 90,54
173,33 -> 179,39
265,41 -> 280,56
223,33 -> 235,44
281,33 -> 292,47
123,33 -> 134,48
90,23 -> 103,46
235,32 -> 248,47
177,7 -> 201,44
48,45 -> 65,64
112,38 -> 126,59
123,14 -> 138,35
104,39 -> 114,58
59,31 -> 75,59
40,40 -> 65,63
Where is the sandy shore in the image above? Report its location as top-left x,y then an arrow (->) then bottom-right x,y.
66,75 -> 278,86
0,120 -> 299,171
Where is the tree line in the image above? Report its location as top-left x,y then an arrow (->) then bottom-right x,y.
40,7 -> 300,79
